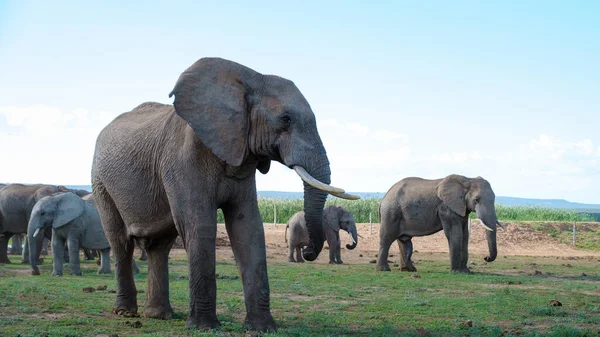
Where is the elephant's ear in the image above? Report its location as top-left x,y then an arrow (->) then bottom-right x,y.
52,193 -> 85,229
169,57 -> 262,167
322,206 -> 341,232
436,175 -> 468,217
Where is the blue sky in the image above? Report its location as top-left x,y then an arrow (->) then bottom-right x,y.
1,1 -> 599,203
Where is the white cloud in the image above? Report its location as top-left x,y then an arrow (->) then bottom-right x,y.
0,105 -> 117,184
3,108 -> 599,203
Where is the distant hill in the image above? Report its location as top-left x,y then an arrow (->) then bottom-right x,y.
49,186 -> 600,213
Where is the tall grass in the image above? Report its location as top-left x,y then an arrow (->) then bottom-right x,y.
229,198 -> 597,224
493,205 -> 594,222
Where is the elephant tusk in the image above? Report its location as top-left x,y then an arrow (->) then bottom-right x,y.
330,191 -> 361,200
293,166 -> 345,194
33,228 -> 40,238
349,234 -> 356,244
479,221 -> 494,232
497,221 -> 505,229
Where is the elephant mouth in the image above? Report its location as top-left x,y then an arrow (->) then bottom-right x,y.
292,166 -> 359,200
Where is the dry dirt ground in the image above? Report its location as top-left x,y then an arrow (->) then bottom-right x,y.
212,220 -> 600,264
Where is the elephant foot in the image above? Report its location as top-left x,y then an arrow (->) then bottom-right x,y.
376,264 -> 391,271
113,299 -> 140,318
71,271 -> 83,276
296,259 -> 305,263
244,313 -> 277,332
0,257 -> 11,264
288,257 -> 296,263
400,265 -> 417,272
186,315 -> 221,330
52,272 -> 63,277
335,260 -> 344,264
143,304 -> 173,320
451,267 -> 472,274
97,268 -> 111,274
31,269 -> 41,276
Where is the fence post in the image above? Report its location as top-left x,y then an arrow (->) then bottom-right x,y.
274,204 -> 277,225
369,213 -> 373,234
572,221 -> 576,246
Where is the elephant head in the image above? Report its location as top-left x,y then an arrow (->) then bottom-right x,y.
28,192 -> 85,274
325,205 -> 358,250
168,58 -> 358,261
437,175 -> 500,263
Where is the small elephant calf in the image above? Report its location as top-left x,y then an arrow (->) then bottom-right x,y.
28,192 -> 112,276
286,205 -> 358,264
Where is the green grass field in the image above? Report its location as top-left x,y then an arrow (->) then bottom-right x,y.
248,198 -> 595,224
2,251 -> 600,337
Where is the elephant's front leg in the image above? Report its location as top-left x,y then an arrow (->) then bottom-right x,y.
181,205 -> 220,329
334,232 -> 343,264
97,248 -> 111,274
51,236 -> 66,276
460,219 -> 470,270
67,236 -> 82,276
223,195 -> 276,332
442,218 -> 470,273
0,234 -> 10,264
324,230 -> 338,264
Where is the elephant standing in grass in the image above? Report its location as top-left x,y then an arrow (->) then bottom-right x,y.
377,175 -> 502,273
0,184 -> 65,264
91,57 -> 357,331
28,192 -> 113,276
286,205 -> 358,264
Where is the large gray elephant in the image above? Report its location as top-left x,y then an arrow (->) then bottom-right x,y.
91,57 -> 357,331
286,205 -> 358,264
377,175 -> 502,273
0,183 -> 65,264
28,192 -> 112,276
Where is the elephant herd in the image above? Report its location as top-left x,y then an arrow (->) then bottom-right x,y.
1,57 -> 504,332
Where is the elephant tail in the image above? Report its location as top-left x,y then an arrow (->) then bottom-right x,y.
285,223 -> 289,243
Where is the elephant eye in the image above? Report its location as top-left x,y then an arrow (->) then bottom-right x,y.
40,211 -> 45,216
281,115 -> 291,130
475,197 -> 480,204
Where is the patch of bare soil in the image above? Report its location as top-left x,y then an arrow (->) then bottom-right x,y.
212,221 -> 600,264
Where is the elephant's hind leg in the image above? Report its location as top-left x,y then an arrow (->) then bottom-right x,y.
94,185 -> 139,317
288,245 -> 296,262
397,238 -> 417,272
295,247 -> 304,263
142,235 -> 177,320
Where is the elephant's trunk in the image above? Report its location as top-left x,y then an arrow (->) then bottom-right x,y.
346,227 -> 358,250
484,229 -> 497,262
476,204 -> 498,263
297,158 -> 331,261
27,215 -> 43,275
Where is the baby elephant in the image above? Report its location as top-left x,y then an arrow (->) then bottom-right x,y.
28,192 -> 111,276
378,175 -> 503,273
286,205 -> 358,264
